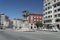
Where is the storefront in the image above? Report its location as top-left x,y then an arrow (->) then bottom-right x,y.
44,24 -> 53,29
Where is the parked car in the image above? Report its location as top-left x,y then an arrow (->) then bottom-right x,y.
49,28 -> 59,32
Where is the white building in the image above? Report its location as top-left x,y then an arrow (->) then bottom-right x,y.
4,21 -> 9,28
13,18 -> 23,30
0,13 -> 10,29
43,0 -> 60,29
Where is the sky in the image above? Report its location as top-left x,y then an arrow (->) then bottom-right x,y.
0,0 -> 43,19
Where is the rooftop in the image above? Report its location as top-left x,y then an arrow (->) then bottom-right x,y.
28,13 -> 43,16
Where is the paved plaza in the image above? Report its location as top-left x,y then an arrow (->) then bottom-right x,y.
0,29 -> 60,40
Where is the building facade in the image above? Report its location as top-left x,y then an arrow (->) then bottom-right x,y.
43,0 -> 60,29
27,13 -> 43,24
13,18 -> 23,30
27,13 -> 43,29
0,13 -> 10,29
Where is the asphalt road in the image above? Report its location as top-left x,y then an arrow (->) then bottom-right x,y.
0,29 -> 60,40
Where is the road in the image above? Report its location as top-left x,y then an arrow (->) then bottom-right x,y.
0,29 -> 60,40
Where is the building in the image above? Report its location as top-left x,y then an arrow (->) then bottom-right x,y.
27,13 -> 43,29
43,0 -> 60,29
3,16 -> 10,28
13,18 -> 23,30
0,13 -> 10,29
27,13 -> 43,24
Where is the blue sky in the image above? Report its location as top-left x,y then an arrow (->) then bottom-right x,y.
0,0 -> 43,19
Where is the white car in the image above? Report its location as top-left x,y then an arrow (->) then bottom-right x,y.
49,29 -> 59,32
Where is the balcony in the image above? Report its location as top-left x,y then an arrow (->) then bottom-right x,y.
54,11 -> 60,15
53,0 -> 60,5
54,6 -> 60,10
55,18 -> 60,24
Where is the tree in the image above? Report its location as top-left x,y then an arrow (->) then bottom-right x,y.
35,22 -> 43,28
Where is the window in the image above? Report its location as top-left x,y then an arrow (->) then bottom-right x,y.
48,11 -> 52,14
37,17 -> 38,18
55,14 -> 60,17
48,15 -> 52,18
45,16 -> 47,18
0,15 -> 1,21
34,16 -> 36,18
44,14 -> 45,15
46,16 -> 47,18
48,6 -> 52,9
34,19 -> 36,21
40,17 -> 41,18
50,11 -> 52,13
57,3 -> 60,6
58,8 -> 60,11
45,12 -> 47,14
51,15 -> 52,17
56,19 -> 60,22
54,10 -> 57,13
48,2 -> 50,5
55,15 -> 57,17
54,5 -> 56,8
58,14 -> 60,17
48,16 -> 50,18
44,20 -> 52,23
40,20 -> 42,21
54,0 -> 56,2
45,8 -> 47,11
45,4 -> 47,6
48,11 -> 50,14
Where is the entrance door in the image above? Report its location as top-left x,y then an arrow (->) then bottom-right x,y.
57,24 -> 60,30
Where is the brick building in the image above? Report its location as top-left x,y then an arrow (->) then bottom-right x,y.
27,13 -> 43,24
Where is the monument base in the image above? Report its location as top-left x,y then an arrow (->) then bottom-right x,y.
20,27 -> 29,31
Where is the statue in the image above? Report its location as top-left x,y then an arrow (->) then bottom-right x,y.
20,10 -> 30,31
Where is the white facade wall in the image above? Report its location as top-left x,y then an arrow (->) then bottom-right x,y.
1,15 -> 5,25
43,0 -> 60,29
13,20 -> 23,29
0,14 -> 10,29
3,21 -> 9,27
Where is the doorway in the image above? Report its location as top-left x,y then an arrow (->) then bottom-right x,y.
57,24 -> 60,30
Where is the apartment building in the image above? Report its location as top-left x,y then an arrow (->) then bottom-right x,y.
27,13 -> 43,24
0,13 -> 10,29
27,13 -> 43,29
43,0 -> 60,29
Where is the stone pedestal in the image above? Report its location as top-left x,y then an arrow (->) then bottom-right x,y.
20,20 -> 30,31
